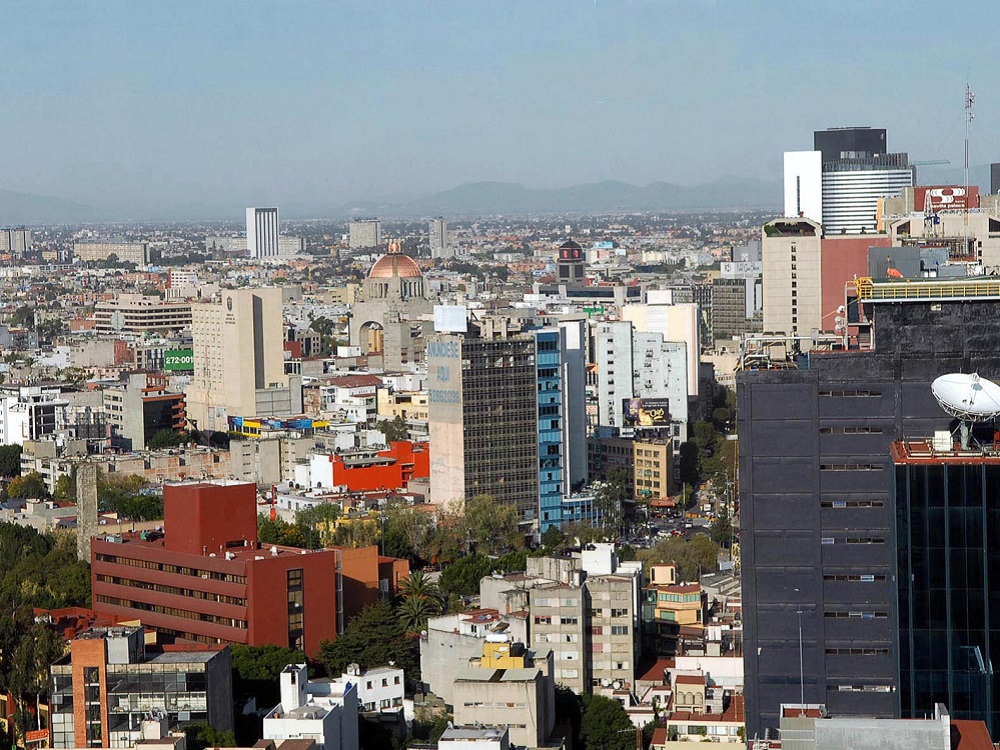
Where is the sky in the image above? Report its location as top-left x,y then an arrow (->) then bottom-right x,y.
2,0 -> 999,218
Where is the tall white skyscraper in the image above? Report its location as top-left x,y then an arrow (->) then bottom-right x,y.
246,207 -> 279,258
429,218 -> 452,259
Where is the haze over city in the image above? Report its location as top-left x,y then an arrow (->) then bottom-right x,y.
3,0 -> 999,219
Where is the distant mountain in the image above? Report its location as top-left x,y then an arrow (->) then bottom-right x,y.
333,177 -> 782,217
0,188 -> 96,224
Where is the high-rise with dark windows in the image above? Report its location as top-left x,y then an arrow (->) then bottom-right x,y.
739,275 -> 1000,737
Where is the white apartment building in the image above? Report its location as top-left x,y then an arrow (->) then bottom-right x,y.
264,664 -> 359,750
349,219 -> 382,250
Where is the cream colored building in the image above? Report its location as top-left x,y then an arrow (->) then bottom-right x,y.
74,241 -> 151,265
761,217 -> 823,335
186,288 -> 300,433
94,294 -> 192,333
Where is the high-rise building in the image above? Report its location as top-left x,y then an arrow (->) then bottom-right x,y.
427,321 -> 587,530
246,207 -> 280,259
430,218 -> 452,259
738,273 -> 1000,736
592,320 -> 689,442
783,127 -> 913,235
0,228 -> 31,256
49,625 -> 233,749
187,288 -> 300,433
349,219 -> 382,250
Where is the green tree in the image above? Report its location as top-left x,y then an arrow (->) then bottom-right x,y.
375,414 -> 409,443
579,694 -> 635,750
593,467 -> 631,534
147,429 -> 188,450
710,512 -> 733,548
397,596 -> 439,632
462,494 -> 524,556
0,444 -> 22,478
7,471 -> 49,499
540,525 -> 567,552
317,600 -> 419,679
9,305 -> 34,329
184,722 -> 236,750
397,570 -> 444,609
439,554 -> 491,598
641,533 -> 719,582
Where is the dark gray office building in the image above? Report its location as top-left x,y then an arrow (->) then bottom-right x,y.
738,287 -> 1000,738
814,127 -> 887,165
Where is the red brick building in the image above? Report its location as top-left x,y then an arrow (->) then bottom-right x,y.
91,482 -> 407,656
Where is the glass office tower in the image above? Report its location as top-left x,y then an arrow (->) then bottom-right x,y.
893,450 -> 999,734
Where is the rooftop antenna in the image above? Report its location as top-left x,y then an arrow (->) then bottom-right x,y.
964,83 -> 975,253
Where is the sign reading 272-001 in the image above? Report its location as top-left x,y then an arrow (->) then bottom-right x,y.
164,348 -> 194,371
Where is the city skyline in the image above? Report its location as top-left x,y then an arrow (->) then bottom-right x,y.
2,0 -> 998,219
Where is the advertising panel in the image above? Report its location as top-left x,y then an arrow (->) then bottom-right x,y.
622,398 -> 671,427
164,348 -> 194,371
913,185 -> 979,211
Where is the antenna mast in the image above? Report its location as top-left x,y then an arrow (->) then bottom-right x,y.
965,83 -> 975,253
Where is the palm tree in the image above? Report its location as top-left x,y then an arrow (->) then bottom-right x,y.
397,595 -> 439,632
397,570 -> 444,609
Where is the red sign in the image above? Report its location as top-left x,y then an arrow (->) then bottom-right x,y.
913,185 -> 979,211
25,730 -> 49,742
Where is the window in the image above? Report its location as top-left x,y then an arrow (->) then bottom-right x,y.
287,568 -> 304,652
611,625 -> 629,635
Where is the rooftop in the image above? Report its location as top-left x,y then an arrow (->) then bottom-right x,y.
891,438 -> 1000,465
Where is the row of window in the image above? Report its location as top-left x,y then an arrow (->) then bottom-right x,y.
824,611 -> 888,619
820,464 -> 883,471
821,500 -> 885,508
96,595 -> 248,629
826,648 -> 890,656
823,574 -> 886,582
819,426 -> 884,434
819,390 -> 881,398
821,537 -> 885,545
96,574 -> 247,607
95,554 -> 247,584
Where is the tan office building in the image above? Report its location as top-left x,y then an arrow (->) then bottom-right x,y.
186,288 -> 300,433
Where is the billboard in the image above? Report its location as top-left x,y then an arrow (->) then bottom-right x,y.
913,186 -> 979,211
434,305 -> 468,333
164,348 -> 194,371
623,398 -> 671,427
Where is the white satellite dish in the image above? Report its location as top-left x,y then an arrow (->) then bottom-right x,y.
931,373 -> 1000,421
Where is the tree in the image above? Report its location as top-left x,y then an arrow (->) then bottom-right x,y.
317,600 -> 419,679
397,570 -> 444,609
147,429 -> 188,450
184,722 -> 236,750
9,306 -> 34,330
7,472 -> 49,499
0,445 -> 22,478
540,525 -> 566,552
462,494 -> 524,556
439,554 -> 491,598
579,694 -> 635,750
641,533 -> 719,582
376,415 -> 409,444
397,596 -> 439,632
593,467 -> 631,534
710,512 -> 733,548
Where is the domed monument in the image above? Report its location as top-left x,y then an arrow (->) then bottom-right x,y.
350,241 -> 435,369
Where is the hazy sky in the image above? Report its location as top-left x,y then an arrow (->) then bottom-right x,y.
2,0 -> 999,216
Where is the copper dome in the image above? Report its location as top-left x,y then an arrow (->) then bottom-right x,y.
368,242 -> 423,279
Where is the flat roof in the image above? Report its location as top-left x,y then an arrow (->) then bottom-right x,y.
891,440 -> 1000,465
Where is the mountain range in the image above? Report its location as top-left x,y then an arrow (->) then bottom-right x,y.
0,176 -> 783,224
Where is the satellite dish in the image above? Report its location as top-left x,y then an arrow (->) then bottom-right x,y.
931,373 -> 1000,421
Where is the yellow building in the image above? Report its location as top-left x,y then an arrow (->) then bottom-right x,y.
377,389 -> 429,422
633,438 -> 674,503
649,583 -> 703,628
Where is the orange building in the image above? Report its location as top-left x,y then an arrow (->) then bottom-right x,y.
322,441 -> 429,492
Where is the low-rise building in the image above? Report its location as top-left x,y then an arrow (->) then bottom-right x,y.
452,640 -> 555,750
94,294 -> 191,333
437,726 -> 509,750
49,625 -> 233,749
103,372 -> 186,451
263,664 -> 359,750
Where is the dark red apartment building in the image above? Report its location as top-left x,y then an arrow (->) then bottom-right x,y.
91,482 -> 407,657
